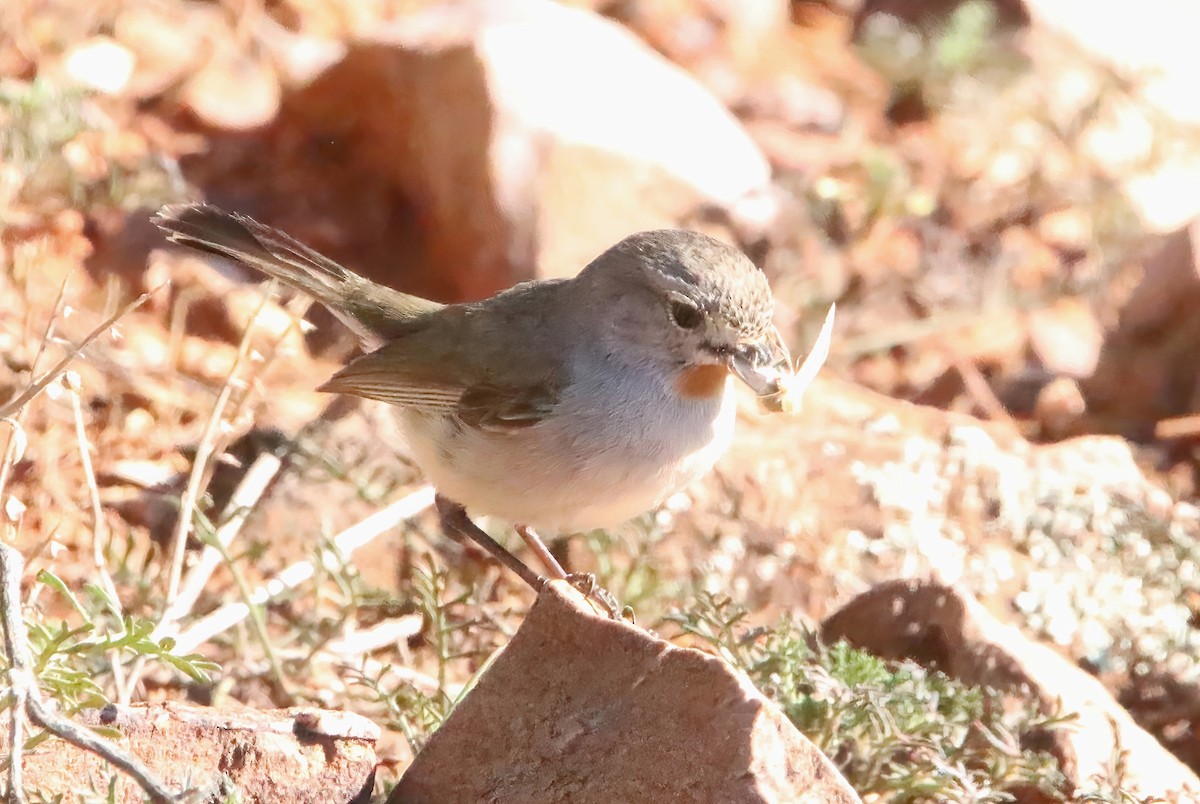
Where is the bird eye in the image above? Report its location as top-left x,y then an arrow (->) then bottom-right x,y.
669,299 -> 703,330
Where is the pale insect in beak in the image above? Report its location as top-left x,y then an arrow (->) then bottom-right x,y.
727,304 -> 836,413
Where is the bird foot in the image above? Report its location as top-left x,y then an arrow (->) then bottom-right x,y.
564,572 -> 632,622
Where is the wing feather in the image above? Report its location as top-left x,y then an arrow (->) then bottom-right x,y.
317,345 -> 562,425
318,361 -> 464,413
315,277 -> 572,426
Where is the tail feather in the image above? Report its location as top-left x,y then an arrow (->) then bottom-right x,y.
153,203 -> 441,341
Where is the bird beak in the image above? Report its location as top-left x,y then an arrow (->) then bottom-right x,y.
728,338 -> 786,397
727,305 -> 836,411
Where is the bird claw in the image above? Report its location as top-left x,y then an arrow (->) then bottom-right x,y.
565,572 -> 630,621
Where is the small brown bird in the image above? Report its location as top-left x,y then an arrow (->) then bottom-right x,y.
154,204 -> 831,605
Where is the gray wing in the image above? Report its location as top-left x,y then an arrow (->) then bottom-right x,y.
318,279 -> 572,429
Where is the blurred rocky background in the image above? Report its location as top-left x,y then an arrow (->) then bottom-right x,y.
3,0 -> 1200,801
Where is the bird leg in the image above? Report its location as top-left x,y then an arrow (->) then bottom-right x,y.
515,525 -> 568,580
436,497 -> 624,618
435,495 -> 542,590
516,525 -> 622,618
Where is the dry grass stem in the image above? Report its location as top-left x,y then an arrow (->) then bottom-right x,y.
64,370 -> 132,701
153,452 -> 283,642
322,615 -> 424,659
1155,413 -> 1200,440
0,285 -> 166,421
0,419 -> 29,528
171,485 -> 435,655
349,657 -> 447,698
64,372 -> 121,607
162,291 -> 272,609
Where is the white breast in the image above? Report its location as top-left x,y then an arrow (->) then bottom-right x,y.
399,362 -> 737,532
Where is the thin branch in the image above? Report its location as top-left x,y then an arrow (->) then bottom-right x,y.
6,693 -> 24,803
0,413 -> 25,804
0,279 -> 183,801
26,275 -> 72,382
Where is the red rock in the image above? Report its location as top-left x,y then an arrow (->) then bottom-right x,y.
390,581 -> 862,803
1027,297 -> 1103,379
1033,376 -> 1086,438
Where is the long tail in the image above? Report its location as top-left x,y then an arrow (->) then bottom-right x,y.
153,203 -> 442,340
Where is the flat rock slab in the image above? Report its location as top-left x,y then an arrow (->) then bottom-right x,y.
10,701 -> 378,803
390,580 -> 860,803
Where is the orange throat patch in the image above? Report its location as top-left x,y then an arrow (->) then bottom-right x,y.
674,364 -> 730,400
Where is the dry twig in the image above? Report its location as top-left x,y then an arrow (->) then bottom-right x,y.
1155,413 -> 1200,441
0,286 -> 165,421
950,352 -> 1018,428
